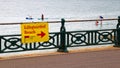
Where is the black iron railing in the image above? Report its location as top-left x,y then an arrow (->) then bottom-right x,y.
0,16 -> 120,53
0,32 -> 61,53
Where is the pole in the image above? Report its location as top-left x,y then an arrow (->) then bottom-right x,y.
0,36 -> 2,53
57,18 -> 68,52
115,16 -> 120,47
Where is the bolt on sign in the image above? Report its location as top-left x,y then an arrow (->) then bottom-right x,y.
21,22 -> 49,43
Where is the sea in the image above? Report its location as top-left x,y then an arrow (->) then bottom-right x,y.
0,0 -> 120,35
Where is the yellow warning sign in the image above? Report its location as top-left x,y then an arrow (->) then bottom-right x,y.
21,22 -> 49,43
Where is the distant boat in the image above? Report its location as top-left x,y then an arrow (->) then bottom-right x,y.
26,17 -> 33,20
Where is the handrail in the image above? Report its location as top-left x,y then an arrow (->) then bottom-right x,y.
65,18 -> 118,22
0,18 -> 118,25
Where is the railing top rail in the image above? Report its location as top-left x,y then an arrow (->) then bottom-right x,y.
0,18 -> 118,25
65,18 -> 118,22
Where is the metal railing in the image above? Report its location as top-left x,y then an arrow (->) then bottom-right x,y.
0,16 -> 120,53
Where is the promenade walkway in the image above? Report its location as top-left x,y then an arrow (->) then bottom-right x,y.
0,45 -> 120,68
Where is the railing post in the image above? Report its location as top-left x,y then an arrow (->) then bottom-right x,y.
115,16 -> 120,47
57,18 -> 68,52
0,36 -> 2,53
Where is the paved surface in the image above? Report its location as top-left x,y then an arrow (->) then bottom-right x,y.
0,49 -> 120,68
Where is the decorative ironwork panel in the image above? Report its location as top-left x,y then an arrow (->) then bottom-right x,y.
66,32 -> 88,47
0,32 -> 60,53
66,29 -> 116,47
96,29 -> 116,44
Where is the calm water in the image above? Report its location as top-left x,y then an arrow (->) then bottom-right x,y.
0,0 -> 120,34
